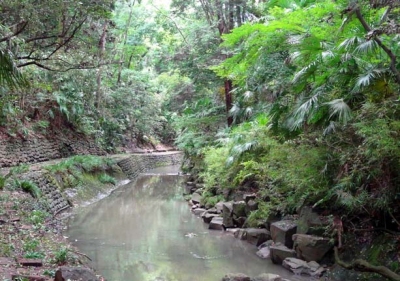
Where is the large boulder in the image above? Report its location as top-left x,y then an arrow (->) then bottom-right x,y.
233,228 -> 270,246
245,200 -> 258,215
270,244 -> 296,265
202,211 -> 220,223
192,208 -> 206,216
245,228 -> 271,246
233,216 -> 247,228
209,216 -> 225,231
297,206 -> 326,235
256,240 -> 274,259
221,273 -> 251,281
256,247 -> 271,259
232,201 -> 247,218
222,202 -> 234,228
55,267 -> 99,281
292,234 -> 333,262
191,192 -> 202,205
270,220 -> 297,248
282,257 -> 326,277
215,202 -> 225,213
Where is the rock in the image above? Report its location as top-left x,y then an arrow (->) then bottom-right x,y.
192,208 -> 206,216
270,220 -> 297,248
221,273 -> 251,281
234,228 -> 247,240
191,193 -> 202,205
232,201 -> 247,217
253,273 -> 290,281
264,212 -> 281,231
232,228 -> 270,246
258,240 -> 274,249
222,202 -> 234,228
206,207 -> 219,214
282,257 -> 326,277
209,217 -> 225,231
244,228 -> 271,246
297,206 -> 326,235
292,234 -> 333,262
233,216 -> 246,228
226,228 -> 240,235
202,212 -> 220,223
256,247 -> 271,259
243,193 -> 256,203
270,244 -> 296,265
215,202 -> 225,213
245,200 -> 258,214
55,266 -> 100,281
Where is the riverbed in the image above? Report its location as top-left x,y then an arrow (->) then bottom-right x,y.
66,166 -> 307,281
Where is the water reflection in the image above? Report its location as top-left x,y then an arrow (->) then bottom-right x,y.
66,173 -> 305,281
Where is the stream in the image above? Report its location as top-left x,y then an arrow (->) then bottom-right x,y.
66,166 -> 307,281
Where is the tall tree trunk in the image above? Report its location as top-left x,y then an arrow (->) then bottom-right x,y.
95,21 -> 108,111
117,0 -> 136,85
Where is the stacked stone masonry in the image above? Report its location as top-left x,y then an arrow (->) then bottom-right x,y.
19,152 -> 183,215
117,153 -> 183,180
20,171 -> 70,215
0,137 -> 105,168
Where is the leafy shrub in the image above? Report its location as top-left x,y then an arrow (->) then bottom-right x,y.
19,180 -> 41,198
53,247 -> 69,264
24,251 -> 45,259
98,173 -> 116,185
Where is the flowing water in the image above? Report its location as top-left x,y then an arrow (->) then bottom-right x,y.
66,166 -> 307,281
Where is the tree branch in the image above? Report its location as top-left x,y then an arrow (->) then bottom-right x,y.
0,21 -> 28,43
334,247 -> 400,281
352,5 -> 400,85
17,60 -> 122,72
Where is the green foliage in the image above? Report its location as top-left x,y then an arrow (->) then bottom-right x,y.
201,146 -> 231,189
53,247 -> 69,264
24,251 -> 45,259
27,210 -> 49,226
98,173 -> 117,185
246,201 -> 271,227
23,240 -> 40,252
17,180 -> 41,198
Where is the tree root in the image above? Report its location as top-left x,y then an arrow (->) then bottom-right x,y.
334,247 -> 400,281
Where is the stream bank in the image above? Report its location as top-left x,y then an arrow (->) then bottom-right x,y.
0,151 -> 183,280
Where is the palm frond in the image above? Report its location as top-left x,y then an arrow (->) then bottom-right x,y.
292,61 -> 318,84
324,98 -> 352,124
354,40 -> 379,54
353,68 -> 386,91
338,36 -> 363,50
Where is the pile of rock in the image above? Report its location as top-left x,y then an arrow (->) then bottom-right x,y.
185,180 -> 333,279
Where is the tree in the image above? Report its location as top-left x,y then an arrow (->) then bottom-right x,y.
0,0 -> 115,71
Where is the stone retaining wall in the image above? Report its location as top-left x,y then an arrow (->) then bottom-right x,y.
117,152 -> 183,180
20,152 -> 183,215
0,137 -> 105,168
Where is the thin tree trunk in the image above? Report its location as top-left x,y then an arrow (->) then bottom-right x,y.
95,21 -> 108,110
117,0 -> 136,84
